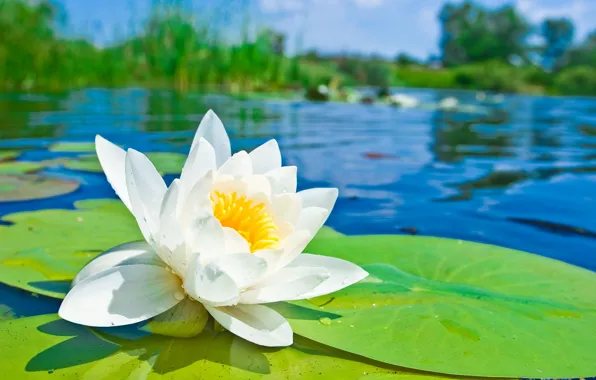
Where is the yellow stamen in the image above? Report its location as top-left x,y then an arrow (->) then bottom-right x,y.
211,191 -> 279,252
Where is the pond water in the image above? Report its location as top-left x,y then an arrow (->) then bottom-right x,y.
1,87 -> 595,276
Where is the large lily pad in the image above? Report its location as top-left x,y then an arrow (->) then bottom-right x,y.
0,199 -> 141,297
63,152 -> 187,175
0,314 -> 473,380
0,175 -> 80,202
49,142 -> 96,153
291,235 -> 596,378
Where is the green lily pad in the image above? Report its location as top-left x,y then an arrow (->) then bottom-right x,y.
0,150 -> 19,162
0,161 -> 48,174
0,314 -> 482,379
63,153 -> 187,175
290,235 -> 596,378
0,199 -> 142,297
0,175 -> 80,202
49,142 -> 96,153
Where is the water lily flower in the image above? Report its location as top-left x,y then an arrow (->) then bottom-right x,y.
59,110 -> 368,347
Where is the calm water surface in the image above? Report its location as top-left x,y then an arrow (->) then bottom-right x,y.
1,88 -> 596,272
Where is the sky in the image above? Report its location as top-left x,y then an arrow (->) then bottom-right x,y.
57,0 -> 596,60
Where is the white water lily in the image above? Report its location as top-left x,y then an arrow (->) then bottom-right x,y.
59,110 -> 368,347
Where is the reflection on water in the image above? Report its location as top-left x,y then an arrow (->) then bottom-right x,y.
0,88 -> 595,270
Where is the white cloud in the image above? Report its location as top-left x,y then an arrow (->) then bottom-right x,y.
353,0 -> 384,8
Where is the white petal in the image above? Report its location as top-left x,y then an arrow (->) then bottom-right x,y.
125,149 -> 167,243
187,215 -> 226,260
206,304 -> 293,347
179,137 -> 216,201
265,166 -> 297,195
191,110 -> 231,168
184,254 -> 239,307
218,151 -> 252,178
272,193 -> 302,226
158,179 -> 187,274
179,171 -> 213,227
253,249 -> 284,269
95,135 -> 131,211
223,227 -> 250,254
297,188 -> 338,212
59,264 -> 181,327
243,175 -> 272,199
240,266 -> 328,304
285,254 -> 369,299
212,253 -> 268,289
72,241 -> 164,286
295,207 -> 329,237
141,297 -> 209,338
277,230 -> 312,269
248,140 -> 281,174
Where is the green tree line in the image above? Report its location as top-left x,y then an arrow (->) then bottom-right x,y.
0,0 -> 595,96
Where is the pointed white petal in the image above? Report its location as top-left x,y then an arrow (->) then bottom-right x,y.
179,137 -> 216,201
218,151 -> 252,178
248,140 -> 281,174
179,171 -> 213,227
223,227 -> 251,254
184,254 -> 239,307
285,254 -> 369,299
272,193 -> 302,226
265,166 -> 297,195
187,215 -> 225,260
240,266 -> 328,304
59,264 -> 181,327
295,207 -> 329,237
297,188 -> 338,212
205,304 -> 293,347
125,149 -> 167,243
140,297 -> 209,338
158,179 -> 187,274
277,230 -> 312,269
72,241 -> 164,286
212,253 -> 267,289
95,135 -> 131,211
191,110 -> 231,168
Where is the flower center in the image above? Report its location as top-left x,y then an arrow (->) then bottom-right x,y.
210,191 -> 279,252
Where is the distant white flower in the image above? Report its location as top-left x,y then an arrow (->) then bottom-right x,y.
59,110 -> 368,347
438,97 -> 458,110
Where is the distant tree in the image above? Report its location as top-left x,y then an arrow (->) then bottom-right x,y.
438,1 -> 530,66
541,18 -> 574,71
566,31 -> 596,68
394,52 -> 419,66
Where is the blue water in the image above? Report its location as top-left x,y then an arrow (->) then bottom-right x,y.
1,88 -> 596,273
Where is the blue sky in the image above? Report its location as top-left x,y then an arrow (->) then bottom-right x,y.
57,0 -> 596,59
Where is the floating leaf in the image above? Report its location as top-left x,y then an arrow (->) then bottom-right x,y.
0,161 -> 48,175
0,199 -> 141,298
0,314 -> 481,379
0,175 -> 79,202
49,142 -> 96,153
288,235 -> 596,378
63,153 -> 187,175
0,150 -> 19,162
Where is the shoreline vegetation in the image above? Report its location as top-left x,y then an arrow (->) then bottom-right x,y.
1,0 -> 595,98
